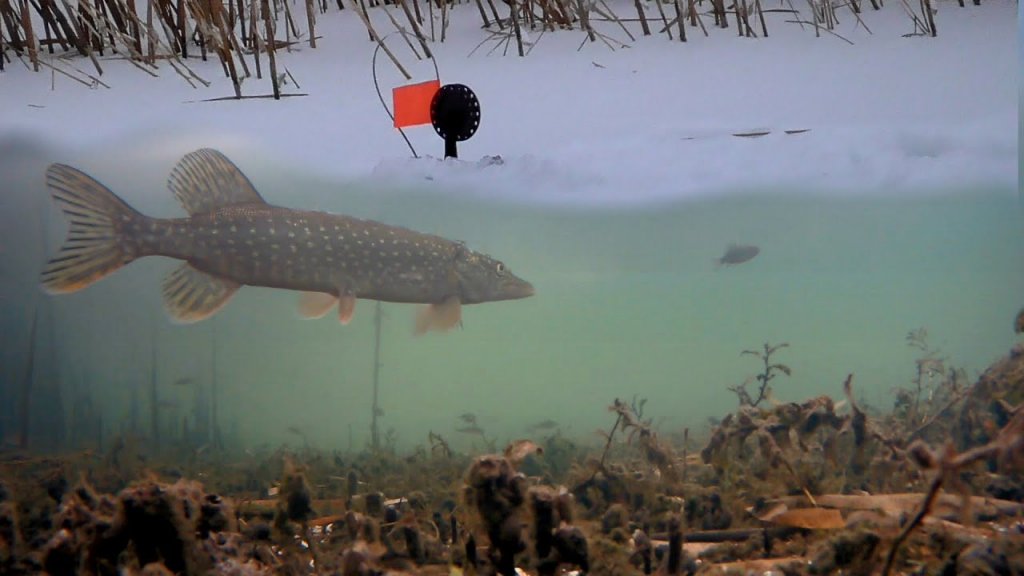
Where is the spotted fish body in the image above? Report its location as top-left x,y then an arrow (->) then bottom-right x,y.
716,244 -> 760,267
41,149 -> 534,332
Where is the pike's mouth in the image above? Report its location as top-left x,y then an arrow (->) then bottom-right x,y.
509,280 -> 535,300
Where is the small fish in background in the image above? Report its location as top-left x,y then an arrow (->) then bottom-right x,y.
172,377 -> 194,387
1015,308 -> 1024,334
716,243 -> 760,268
39,149 -> 534,334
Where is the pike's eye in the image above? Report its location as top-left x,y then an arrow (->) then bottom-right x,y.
496,262 -> 505,275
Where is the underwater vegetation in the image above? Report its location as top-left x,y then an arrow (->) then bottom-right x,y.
0,318 -> 1022,575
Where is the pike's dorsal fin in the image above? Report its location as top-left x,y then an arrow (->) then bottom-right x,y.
162,263 -> 240,323
168,149 -> 266,216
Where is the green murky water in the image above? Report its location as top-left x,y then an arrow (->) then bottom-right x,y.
2,143 -> 1021,454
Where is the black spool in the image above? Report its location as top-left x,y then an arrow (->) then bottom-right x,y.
430,83 -> 480,159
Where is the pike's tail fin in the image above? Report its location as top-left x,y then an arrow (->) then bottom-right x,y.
40,164 -> 143,294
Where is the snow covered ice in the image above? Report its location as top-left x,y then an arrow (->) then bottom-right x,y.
0,1 -> 1017,207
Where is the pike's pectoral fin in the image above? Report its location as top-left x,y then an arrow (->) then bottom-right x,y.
298,292 -> 338,319
414,297 -> 462,336
162,263 -> 240,323
168,149 -> 267,216
338,295 -> 356,325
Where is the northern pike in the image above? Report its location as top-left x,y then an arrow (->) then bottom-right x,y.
41,149 -> 534,333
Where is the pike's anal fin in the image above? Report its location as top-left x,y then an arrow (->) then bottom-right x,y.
162,263 -> 240,323
298,292 -> 338,319
168,149 -> 267,216
414,297 -> 462,335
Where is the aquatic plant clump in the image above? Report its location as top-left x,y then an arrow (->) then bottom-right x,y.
0,341 -> 1022,574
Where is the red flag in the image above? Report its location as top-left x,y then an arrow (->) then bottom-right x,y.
392,80 -> 441,128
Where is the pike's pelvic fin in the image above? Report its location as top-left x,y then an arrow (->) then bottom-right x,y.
162,263 -> 240,323
168,148 -> 266,215
414,297 -> 462,335
298,292 -> 338,319
40,164 -> 142,294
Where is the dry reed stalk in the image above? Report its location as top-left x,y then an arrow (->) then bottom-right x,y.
280,0 -> 293,50
471,0 -> 489,26
398,0 -> 430,57
551,0 -> 572,28
249,0 -> 260,77
234,0 -> 246,46
304,0 -> 315,46
105,0 -> 132,42
1,1 -> 15,64
484,0 -> 503,28
149,6 -> 207,85
36,55 -> 100,84
380,3 -> 421,57
897,0 -> 927,34
59,0 -> 101,71
30,0 -> 56,54
509,0 -> 523,55
595,0 -> 634,41
806,0 -> 820,36
843,0 -> 871,32
468,26 -> 502,55
211,0 -> 243,96
89,5 -> 159,71
261,0 -> 279,98
18,0 -> 39,69
672,0 -> 684,40
652,0 -> 670,39
95,0 -> 110,47
718,0 -> 729,27
921,0 -> 934,35
145,0 -> 154,60
689,0 -> 707,35
77,0 -> 98,52
41,0 -> 78,52
194,92 -> 307,100
347,0 -> 410,78
425,0 -> 432,39
174,0 -> 186,56
632,0 -> 648,34
785,17 -> 852,42
536,0 -> 551,31
754,0 -> 766,35
575,0 -> 595,41
593,26 -> 624,48
440,0 -> 447,41
742,0 -> 754,35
